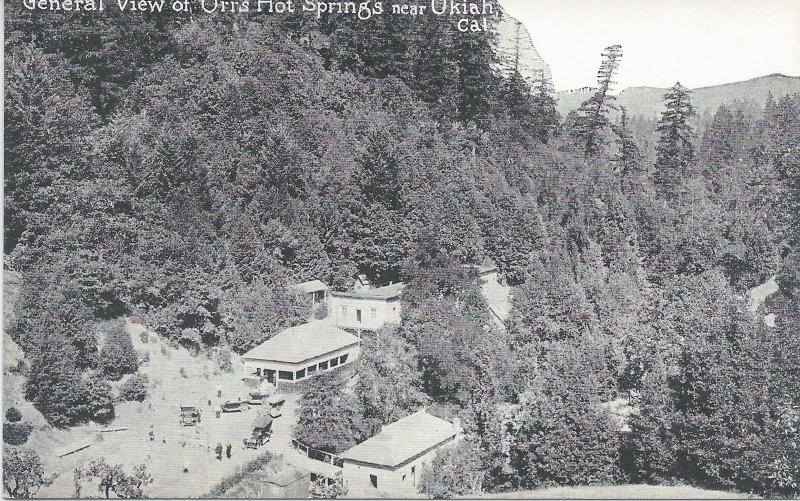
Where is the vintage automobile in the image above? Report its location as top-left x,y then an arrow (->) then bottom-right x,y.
180,406 -> 201,426
248,390 -> 268,406
268,394 -> 285,418
243,415 -> 273,449
221,400 -> 250,413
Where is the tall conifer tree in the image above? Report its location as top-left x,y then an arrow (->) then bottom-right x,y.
654,82 -> 696,199
572,44 -> 623,157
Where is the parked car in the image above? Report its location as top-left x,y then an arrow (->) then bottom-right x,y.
180,406 -> 201,426
243,415 -> 273,449
248,391 -> 268,406
268,394 -> 285,418
221,400 -> 250,413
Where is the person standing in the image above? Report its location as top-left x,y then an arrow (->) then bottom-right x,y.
226,443 -> 232,459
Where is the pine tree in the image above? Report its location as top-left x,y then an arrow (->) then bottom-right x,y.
530,71 -> 561,143
611,106 -> 641,176
654,82 -> 696,199
700,104 -> 734,165
572,45 -> 623,157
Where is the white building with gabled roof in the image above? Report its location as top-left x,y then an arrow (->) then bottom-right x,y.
241,321 -> 360,384
340,409 -> 460,496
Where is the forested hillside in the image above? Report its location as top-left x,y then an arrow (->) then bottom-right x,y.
4,0 -> 800,497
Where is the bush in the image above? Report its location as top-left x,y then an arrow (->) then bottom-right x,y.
3,422 -> 33,446
139,332 -> 150,344
212,347 -> 233,373
98,321 -> 138,381
119,374 -> 149,402
420,440 -> 485,498
82,373 -> 115,424
5,407 -> 23,423
206,452 -> 274,496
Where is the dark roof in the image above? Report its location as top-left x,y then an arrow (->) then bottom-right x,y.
330,283 -> 404,300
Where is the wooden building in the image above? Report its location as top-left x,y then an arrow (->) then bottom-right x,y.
340,409 -> 460,496
241,321 -> 360,384
327,283 -> 403,332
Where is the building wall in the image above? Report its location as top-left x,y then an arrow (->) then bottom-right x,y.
341,437 -> 455,497
242,343 -> 360,383
326,295 -> 401,331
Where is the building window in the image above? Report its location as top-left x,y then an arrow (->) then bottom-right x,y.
330,357 -> 339,367
339,354 -> 348,364
278,370 -> 294,380
296,368 -> 306,379
307,364 -> 317,373
319,361 -> 329,370
370,474 -> 378,489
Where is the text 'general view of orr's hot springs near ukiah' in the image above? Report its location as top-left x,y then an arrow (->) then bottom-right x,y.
2,0 -> 800,499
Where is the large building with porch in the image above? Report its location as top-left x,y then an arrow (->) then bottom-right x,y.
241,321 -> 360,384
340,409 -> 460,496
327,283 -> 403,332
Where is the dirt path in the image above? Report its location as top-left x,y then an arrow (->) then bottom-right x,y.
35,320 -> 294,498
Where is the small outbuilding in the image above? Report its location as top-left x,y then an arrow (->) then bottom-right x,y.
340,409 -> 460,497
242,321 -> 360,384
290,279 -> 329,306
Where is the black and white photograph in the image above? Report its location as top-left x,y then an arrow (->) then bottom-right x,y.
2,0 -> 800,498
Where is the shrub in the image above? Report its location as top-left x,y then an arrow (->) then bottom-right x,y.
83,373 -> 115,424
212,347 -> 233,373
139,332 -> 149,344
119,374 -> 149,402
3,422 -> 33,446
206,452 -> 274,496
420,440 -> 485,498
98,321 -> 138,381
5,407 -> 23,423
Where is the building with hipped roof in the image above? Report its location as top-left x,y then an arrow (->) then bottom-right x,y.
340,409 -> 461,496
241,321 -> 360,384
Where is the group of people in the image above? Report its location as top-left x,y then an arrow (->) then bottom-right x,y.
215,442 -> 233,461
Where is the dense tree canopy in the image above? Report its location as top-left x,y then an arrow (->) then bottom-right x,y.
3,2 -> 799,496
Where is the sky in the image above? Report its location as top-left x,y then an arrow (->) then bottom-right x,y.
500,0 -> 800,92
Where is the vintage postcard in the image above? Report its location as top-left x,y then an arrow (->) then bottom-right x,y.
3,0 -> 799,498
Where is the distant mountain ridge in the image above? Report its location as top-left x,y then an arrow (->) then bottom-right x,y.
556,74 -> 800,118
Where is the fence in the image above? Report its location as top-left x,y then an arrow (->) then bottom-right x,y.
291,439 -> 344,468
